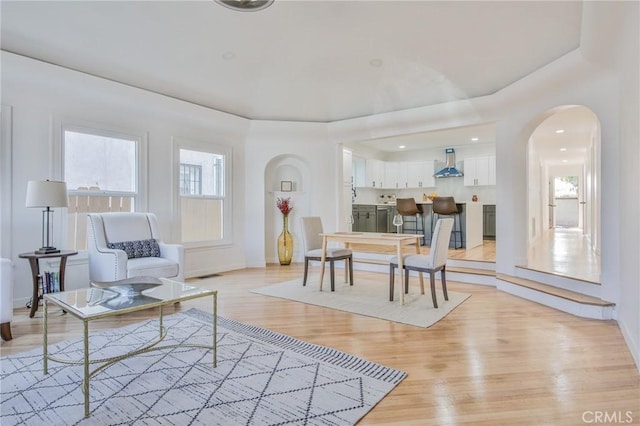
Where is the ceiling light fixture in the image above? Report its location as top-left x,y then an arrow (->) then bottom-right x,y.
398,145 -> 406,149
369,58 -> 383,68
471,137 -> 479,141
560,147 -> 567,152
555,129 -> 565,134
215,0 -> 274,12
562,159 -> 568,163
222,51 -> 236,60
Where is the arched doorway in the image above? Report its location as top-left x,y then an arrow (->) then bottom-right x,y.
526,106 -> 601,282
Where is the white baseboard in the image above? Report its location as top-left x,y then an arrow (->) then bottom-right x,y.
618,316 -> 640,373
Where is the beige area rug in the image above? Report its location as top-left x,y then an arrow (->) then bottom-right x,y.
252,277 -> 471,328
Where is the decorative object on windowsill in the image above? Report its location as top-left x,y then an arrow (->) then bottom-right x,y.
276,197 -> 293,265
472,195 -> 478,202
280,180 -> 293,192
25,180 -> 69,254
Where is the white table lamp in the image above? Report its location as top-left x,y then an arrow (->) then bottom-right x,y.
26,180 -> 68,254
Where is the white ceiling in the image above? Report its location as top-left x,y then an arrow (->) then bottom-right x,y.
349,122 -> 497,153
1,0 -> 593,159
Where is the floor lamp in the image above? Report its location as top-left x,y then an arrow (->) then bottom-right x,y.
26,180 -> 68,254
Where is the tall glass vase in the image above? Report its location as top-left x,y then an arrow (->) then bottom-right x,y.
277,215 -> 293,265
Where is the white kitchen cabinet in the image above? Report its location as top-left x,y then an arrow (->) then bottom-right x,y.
464,156 -> 496,186
365,159 -> 384,188
407,161 -> 435,188
342,149 -> 352,185
383,161 -> 407,189
352,156 -> 366,188
488,155 -> 496,185
361,158 -> 437,189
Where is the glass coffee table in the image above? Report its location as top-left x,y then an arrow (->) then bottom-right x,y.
43,277 -> 217,418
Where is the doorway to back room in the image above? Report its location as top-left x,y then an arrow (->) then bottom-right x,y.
552,175 -> 579,228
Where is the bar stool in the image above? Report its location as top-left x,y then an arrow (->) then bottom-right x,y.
431,197 -> 462,249
396,198 -> 425,245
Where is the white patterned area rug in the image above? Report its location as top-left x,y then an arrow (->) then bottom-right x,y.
0,308 -> 406,425
252,278 -> 471,328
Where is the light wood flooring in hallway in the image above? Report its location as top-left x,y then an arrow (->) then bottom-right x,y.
525,227 -> 601,283
2,265 -> 637,425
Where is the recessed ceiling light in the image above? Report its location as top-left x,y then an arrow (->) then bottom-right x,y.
559,147 -> 567,152
369,58 -> 383,68
222,51 -> 236,60
398,145 -> 406,149
471,137 -> 479,142
215,0 -> 274,12
555,129 -> 565,134
562,159 -> 568,163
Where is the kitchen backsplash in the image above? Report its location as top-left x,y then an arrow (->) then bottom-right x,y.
353,178 -> 496,205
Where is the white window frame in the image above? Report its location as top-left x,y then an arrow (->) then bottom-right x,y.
62,123 -> 147,206
174,137 -> 232,248
55,120 -> 148,253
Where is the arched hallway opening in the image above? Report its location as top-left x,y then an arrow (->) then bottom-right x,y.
525,106 -> 601,283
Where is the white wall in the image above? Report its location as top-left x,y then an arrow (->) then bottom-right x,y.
244,120 -> 333,266
581,1 -> 639,369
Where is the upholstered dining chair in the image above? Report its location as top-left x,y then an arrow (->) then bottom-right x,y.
300,216 -> 353,291
389,218 -> 454,307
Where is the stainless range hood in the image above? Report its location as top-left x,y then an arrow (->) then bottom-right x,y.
434,148 -> 463,178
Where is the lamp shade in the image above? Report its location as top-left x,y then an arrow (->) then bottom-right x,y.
25,180 -> 69,208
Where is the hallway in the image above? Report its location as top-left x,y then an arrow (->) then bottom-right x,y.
525,228 -> 601,283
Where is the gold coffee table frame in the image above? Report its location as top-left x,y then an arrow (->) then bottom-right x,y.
43,279 -> 217,418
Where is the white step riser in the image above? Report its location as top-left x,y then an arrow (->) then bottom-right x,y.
351,262 -> 494,285
515,267 -> 601,299
353,252 -> 496,272
448,259 -> 496,271
448,272 -> 495,286
497,280 -> 614,320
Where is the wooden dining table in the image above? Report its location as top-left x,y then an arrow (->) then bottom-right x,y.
318,232 -> 424,305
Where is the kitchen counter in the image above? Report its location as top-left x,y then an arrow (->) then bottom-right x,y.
352,201 -> 485,249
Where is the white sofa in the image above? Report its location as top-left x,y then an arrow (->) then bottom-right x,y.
87,212 -> 184,282
1,258 -> 13,341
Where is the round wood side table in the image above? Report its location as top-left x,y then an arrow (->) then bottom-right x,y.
18,250 -> 78,318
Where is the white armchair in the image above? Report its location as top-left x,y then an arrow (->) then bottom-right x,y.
87,212 -> 184,282
1,258 -> 13,341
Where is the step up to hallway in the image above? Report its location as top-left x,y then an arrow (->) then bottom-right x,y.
351,255 -> 496,285
496,274 -> 615,320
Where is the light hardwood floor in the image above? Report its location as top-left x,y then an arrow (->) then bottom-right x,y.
1,265 -> 637,425
526,228 -> 601,283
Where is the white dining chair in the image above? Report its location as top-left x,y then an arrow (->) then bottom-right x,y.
389,218 -> 454,307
